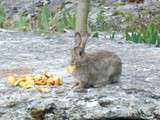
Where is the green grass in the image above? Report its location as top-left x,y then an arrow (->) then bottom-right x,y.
109,31 -> 116,40
112,2 -> 126,7
0,1 -> 160,47
55,12 -> 76,32
37,5 -> 50,32
90,11 -> 110,32
36,5 -> 76,33
15,16 -> 28,31
48,12 -> 76,32
125,23 -> 160,45
63,12 -> 76,29
92,32 -> 99,38
112,10 -> 125,16
96,11 -> 107,31
0,6 -> 6,27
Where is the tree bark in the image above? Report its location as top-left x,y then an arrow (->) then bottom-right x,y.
75,0 -> 90,36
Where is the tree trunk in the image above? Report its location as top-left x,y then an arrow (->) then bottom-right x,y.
75,0 -> 90,36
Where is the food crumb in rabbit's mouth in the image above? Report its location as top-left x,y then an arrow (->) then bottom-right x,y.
67,64 -> 76,73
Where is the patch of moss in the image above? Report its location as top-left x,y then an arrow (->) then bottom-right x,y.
112,2 -> 126,7
112,10 -> 125,16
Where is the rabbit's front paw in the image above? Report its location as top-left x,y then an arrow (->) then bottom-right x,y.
70,81 -> 79,89
70,81 -> 85,92
72,84 -> 84,92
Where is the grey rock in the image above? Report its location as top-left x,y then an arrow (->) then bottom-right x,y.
0,31 -> 159,119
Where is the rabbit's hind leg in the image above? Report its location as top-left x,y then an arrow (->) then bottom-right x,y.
109,74 -> 121,83
93,76 -> 110,88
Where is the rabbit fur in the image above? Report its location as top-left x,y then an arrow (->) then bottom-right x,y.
70,32 -> 122,89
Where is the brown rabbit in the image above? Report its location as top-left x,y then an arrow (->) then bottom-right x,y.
70,32 -> 122,89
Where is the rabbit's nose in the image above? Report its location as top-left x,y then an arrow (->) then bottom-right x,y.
70,59 -> 75,65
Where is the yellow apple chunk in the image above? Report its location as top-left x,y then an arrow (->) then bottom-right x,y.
67,64 -> 76,73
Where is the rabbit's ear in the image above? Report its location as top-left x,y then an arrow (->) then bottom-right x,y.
80,33 -> 90,49
74,32 -> 82,47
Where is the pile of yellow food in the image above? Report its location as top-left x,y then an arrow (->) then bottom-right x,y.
8,73 -> 63,89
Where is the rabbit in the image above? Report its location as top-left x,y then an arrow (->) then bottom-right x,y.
70,32 -> 122,90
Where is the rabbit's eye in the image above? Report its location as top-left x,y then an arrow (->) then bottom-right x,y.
79,48 -> 84,56
79,51 -> 82,56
